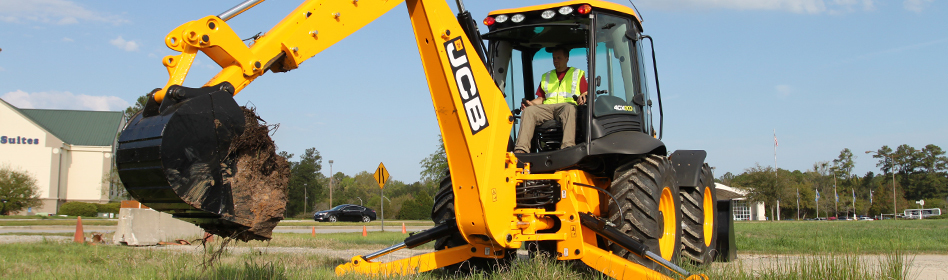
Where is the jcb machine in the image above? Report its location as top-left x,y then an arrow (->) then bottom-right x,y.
116,0 -> 719,279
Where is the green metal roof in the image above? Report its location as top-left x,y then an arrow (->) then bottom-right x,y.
18,108 -> 124,146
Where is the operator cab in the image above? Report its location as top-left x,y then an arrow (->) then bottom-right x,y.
483,1 -> 658,173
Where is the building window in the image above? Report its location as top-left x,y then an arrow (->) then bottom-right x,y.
733,200 -> 751,221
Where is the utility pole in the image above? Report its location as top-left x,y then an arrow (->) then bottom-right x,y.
774,129 -> 779,221
892,167 -> 897,219
329,160 -> 334,208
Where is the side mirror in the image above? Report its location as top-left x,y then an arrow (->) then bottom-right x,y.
632,94 -> 645,106
625,30 -> 638,41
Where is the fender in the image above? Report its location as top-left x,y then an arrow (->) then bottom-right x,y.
668,150 -> 707,188
588,131 -> 666,156
517,131 -> 666,174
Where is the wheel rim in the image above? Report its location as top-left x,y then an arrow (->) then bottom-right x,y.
329,216 -> 336,222
658,186 -> 677,260
703,186 -> 715,247
363,216 -> 369,223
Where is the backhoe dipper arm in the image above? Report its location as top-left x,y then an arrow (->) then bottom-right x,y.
155,0 -> 515,247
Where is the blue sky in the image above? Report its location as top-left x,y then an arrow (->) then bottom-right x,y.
1,0 -> 945,182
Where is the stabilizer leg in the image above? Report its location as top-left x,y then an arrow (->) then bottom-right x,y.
580,245 -> 672,280
335,244 -> 475,276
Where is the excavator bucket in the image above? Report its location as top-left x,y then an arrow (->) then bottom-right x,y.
116,82 -> 287,241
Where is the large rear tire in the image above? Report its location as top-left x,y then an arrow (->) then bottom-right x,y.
607,155 -> 682,270
680,164 -> 718,265
431,173 -> 513,275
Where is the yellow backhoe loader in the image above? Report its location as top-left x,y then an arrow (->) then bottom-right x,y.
115,0 -> 720,279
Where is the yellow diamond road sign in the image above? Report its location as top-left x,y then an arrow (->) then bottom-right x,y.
374,162 -> 389,189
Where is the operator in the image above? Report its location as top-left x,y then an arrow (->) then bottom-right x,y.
514,47 -> 588,154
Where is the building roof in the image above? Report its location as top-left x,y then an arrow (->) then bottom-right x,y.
16,108 -> 124,147
715,183 -> 749,200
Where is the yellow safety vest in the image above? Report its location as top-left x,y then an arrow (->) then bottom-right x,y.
540,67 -> 585,105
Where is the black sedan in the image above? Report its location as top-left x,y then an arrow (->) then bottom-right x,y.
313,204 -> 377,222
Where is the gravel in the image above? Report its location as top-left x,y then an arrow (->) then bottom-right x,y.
0,235 -> 70,243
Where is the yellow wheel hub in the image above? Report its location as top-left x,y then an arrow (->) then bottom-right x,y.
658,187 -> 676,260
703,186 -> 715,247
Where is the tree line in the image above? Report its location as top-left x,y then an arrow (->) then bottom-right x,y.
280,137 -> 445,220
719,144 -> 948,220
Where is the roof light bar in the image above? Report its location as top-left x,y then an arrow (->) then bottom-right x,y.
541,10 -> 556,19
558,6 -> 574,15
483,16 -> 495,26
511,14 -> 525,23
495,14 -> 509,23
577,4 -> 592,14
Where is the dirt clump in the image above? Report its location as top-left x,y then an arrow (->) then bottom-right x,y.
203,106 -> 289,241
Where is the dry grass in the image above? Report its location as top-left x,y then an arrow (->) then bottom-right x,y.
0,220 -> 932,279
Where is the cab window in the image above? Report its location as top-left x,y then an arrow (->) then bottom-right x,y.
592,13 -> 647,118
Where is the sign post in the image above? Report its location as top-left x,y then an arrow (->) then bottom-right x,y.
917,200 -> 925,219
374,163 -> 389,231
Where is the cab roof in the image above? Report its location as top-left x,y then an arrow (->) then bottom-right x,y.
487,0 -> 641,23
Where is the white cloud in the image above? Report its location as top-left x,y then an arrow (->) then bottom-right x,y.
904,0 -> 933,13
0,66 -> 5,71
1,90 -> 129,111
0,0 -> 127,25
62,37 -> 73,42
775,85 -> 792,97
635,0 -> 876,14
109,36 -> 139,52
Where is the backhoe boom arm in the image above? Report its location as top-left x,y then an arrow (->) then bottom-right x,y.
154,0 -> 515,250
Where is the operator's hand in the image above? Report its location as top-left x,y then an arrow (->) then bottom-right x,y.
577,93 -> 587,105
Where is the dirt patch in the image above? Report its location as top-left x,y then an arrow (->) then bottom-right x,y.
204,107 -> 290,241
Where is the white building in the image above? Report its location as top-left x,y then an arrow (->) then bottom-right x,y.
0,99 -> 124,215
715,183 -> 766,221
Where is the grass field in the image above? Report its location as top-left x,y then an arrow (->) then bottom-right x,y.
734,219 -> 948,254
1,219 -> 943,279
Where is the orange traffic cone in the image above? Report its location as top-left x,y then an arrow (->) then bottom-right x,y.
402,223 -> 407,234
362,225 -> 368,237
311,226 -> 315,237
73,216 -> 84,243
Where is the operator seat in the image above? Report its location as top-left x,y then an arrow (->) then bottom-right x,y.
527,104 -> 587,153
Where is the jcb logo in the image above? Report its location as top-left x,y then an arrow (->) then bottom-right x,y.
445,37 -> 489,135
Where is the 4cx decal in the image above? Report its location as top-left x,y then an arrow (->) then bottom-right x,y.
613,105 -> 637,113
445,37 -> 489,135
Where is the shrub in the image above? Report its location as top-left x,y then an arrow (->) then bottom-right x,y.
58,202 -> 98,217
396,192 -> 433,220
0,165 -> 42,215
96,202 -> 121,214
